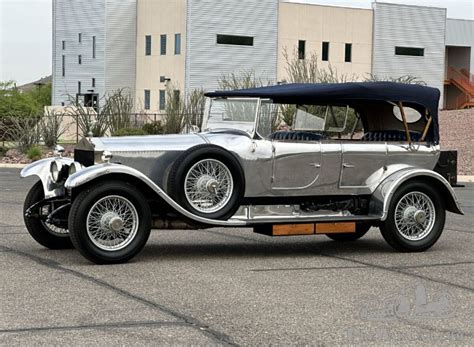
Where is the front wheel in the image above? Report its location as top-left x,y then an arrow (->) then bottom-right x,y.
68,181 -> 151,264
380,181 -> 445,252
23,181 -> 73,249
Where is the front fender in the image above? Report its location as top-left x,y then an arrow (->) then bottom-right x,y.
20,157 -> 74,198
64,163 -> 246,227
370,168 -> 464,221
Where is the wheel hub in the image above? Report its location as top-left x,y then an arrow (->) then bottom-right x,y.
414,210 -> 427,224
100,212 -> 123,232
196,176 -> 219,194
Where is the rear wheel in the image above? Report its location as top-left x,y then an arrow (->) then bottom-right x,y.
325,223 -> 371,242
68,181 -> 151,264
380,181 -> 445,252
23,181 -> 72,249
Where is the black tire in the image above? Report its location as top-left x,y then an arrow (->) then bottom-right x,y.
380,181 -> 445,252
23,181 -> 73,249
325,223 -> 372,242
68,180 -> 151,264
168,145 -> 245,220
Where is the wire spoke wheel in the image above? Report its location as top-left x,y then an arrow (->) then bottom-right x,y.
86,195 -> 139,251
184,159 -> 234,214
394,191 -> 436,241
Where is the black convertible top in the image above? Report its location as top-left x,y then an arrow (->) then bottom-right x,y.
205,82 -> 441,142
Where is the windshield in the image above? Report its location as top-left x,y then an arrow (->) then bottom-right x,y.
205,98 -> 258,133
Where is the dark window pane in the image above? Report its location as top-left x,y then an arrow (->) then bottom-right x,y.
159,90 -> 166,110
62,55 -> 65,77
78,55 -> 82,64
92,36 -> 96,58
395,46 -> 424,56
345,43 -> 352,62
145,35 -> 152,56
175,33 -> 181,55
78,81 -> 81,94
62,40 -> 66,50
92,78 -> 95,87
216,34 -> 253,46
322,42 -> 329,61
78,33 -> 82,43
144,90 -> 150,110
160,34 -> 167,55
298,40 -> 306,60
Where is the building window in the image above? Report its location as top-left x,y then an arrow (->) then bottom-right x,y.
78,55 -> 82,64
216,34 -> 253,46
345,43 -> 352,62
395,46 -> 424,57
298,40 -> 306,60
78,81 -> 81,94
62,40 -> 66,50
92,36 -> 96,58
92,78 -> 95,88
160,35 -> 167,55
175,33 -> 181,55
159,90 -> 166,110
78,33 -> 82,43
145,35 -> 152,56
144,90 -> 150,110
322,42 -> 329,61
62,55 -> 65,77
61,102 -> 65,106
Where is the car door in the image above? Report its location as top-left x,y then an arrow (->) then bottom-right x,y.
339,142 -> 386,188
271,141 -> 322,190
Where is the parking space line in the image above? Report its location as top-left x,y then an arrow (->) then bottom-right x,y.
0,245 -> 237,346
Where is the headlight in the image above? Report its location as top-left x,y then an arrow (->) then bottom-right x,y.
50,160 -> 63,182
68,162 -> 82,176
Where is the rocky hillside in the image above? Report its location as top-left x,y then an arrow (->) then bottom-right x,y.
439,109 -> 473,175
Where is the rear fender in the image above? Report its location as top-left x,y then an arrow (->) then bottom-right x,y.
370,168 -> 464,221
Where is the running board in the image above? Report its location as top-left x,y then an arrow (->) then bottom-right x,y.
229,205 -> 380,225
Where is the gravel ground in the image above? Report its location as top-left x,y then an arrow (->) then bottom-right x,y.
439,109 -> 473,175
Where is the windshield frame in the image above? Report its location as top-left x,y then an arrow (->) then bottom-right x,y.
203,97 -> 267,138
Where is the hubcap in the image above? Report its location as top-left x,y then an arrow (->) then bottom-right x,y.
184,159 -> 233,213
86,195 -> 139,251
394,191 -> 436,241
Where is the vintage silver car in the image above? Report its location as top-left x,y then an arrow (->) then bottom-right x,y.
21,82 -> 463,264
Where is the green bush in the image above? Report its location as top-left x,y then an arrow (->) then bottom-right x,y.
26,146 -> 42,161
113,127 -> 147,137
142,121 -> 164,135
0,147 -> 6,158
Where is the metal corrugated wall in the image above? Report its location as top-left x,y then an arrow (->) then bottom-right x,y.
446,18 -> 474,71
184,0 -> 279,93
105,0 -> 137,97
52,0 -> 136,106
52,0 -> 106,106
372,3 -> 446,106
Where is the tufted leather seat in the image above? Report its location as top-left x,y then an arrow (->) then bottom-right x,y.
270,131 -> 324,141
362,130 -> 422,142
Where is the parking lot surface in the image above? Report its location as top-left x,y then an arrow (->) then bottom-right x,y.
0,168 -> 473,346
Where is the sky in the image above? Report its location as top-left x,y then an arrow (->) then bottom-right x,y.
0,0 -> 473,85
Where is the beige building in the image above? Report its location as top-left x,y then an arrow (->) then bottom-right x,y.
135,0 -> 186,112
278,2 -> 373,82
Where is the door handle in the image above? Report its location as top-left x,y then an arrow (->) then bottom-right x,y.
343,163 -> 355,168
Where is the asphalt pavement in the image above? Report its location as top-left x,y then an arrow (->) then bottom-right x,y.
0,168 -> 473,346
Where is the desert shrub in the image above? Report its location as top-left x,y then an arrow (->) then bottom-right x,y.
40,109 -> 66,147
5,116 -> 41,152
113,127 -> 146,137
142,121 -> 164,135
26,146 -> 42,161
0,146 -> 6,158
103,88 -> 134,134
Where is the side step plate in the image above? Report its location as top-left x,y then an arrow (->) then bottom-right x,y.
254,222 -> 356,236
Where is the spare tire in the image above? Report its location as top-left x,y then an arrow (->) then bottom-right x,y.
168,145 -> 245,220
